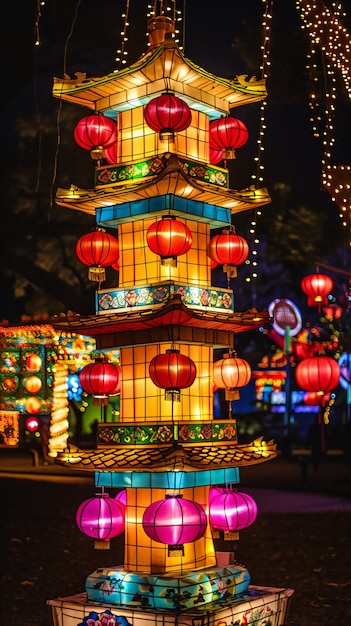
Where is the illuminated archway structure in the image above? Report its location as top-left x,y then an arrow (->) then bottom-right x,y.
48,7 -> 293,626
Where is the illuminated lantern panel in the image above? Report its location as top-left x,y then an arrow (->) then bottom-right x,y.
76,493 -> 125,549
208,228 -> 249,278
301,273 -> 334,311
209,117 -> 248,161
76,229 -> 119,283
213,353 -> 251,400
146,217 -> 193,267
142,495 -> 207,555
149,349 -> 197,401
74,114 -> 117,161
209,488 -> 258,540
79,361 -> 121,405
295,356 -> 340,393
143,94 -> 192,141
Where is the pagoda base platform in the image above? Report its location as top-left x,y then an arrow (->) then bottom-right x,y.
47,586 -> 294,626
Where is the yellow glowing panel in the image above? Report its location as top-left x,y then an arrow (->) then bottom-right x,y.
119,345 -> 213,422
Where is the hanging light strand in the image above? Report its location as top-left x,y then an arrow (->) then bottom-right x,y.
114,0 -> 131,72
296,0 -> 351,240
246,0 -> 273,294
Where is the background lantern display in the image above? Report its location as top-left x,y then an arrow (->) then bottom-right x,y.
142,494 -> 207,555
146,216 -> 193,266
25,375 -> 42,394
209,117 -> 248,163
209,487 -> 258,540
213,352 -> 251,400
76,492 -> 125,549
143,93 -> 192,141
301,273 -> 334,311
74,114 -> 117,161
79,360 -> 121,406
295,356 -> 340,393
149,348 -> 196,401
76,229 -> 119,283
25,416 -> 40,433
208,228 -> 249,278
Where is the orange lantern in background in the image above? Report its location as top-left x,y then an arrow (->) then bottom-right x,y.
74,114 -> 117,161
25,397 -> 41,414
213,351 -> 251,400
301,273 -> 334,311
208,226 -> 249,278
25,376 -> 42,394
209,117 -> 248,162
76,228 -> 119,283
25,353 -> 42,372
144,93 -> 192,140
146,216 -> 192,267
149,348 -> 197,401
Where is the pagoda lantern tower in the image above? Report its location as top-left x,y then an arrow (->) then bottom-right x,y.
48,3 -> 293,625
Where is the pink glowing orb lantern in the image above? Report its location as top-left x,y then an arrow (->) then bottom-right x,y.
142,494 -> 207,555
209,487 -> 258,540
76,493 -> 125,549
115,489 -> 127,506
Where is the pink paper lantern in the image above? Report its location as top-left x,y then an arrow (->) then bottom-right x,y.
76,493 -> 125,549
209,487 -> 257,535
142,494 -> 207,553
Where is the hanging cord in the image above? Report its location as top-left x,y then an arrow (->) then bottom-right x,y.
48,0 -> 83,222
33,1 -> 43,194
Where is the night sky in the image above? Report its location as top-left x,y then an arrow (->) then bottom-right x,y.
1,0 -> 350,320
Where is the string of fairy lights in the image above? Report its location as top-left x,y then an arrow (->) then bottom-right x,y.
295,0 -> 351,243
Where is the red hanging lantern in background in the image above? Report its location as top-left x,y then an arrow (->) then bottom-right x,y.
104,142 -> 118,165
76,228 -> 119,283
209,487 -> 257,540
304,391 -> 330,406
144,94 -> 192,140
208,227 -> 249,278
149,348 -> 197,401
209,147 -> 223,165
146,216 -> 192,267
301,273 -> 334,311
79,359 -> 121,406
76,492 -> 125,550
213,351 -> 251,400
142,494 -> 207,555
74,114 -> 117,161
295,356 -> 340,393
25,416 -> 40,433
209,117 -> 248,162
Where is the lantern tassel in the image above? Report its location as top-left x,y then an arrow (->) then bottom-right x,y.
94,539 -> 111,550
88,266 -> 106,282
225,389 -> 240,401
224,531 -> 239,541
168,544 -> 184,556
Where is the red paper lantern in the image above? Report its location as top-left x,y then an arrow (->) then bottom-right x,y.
208,228 -> 249,278
295,356 -> 340,393
209,147 -> 223,165
104,142 -> 118,164
209,117 -> 248,161
149,348 -> 196,401
213,352 -> 251,400
25,416 -> 40,433
74,114 -> 117,161
209,487 -> 257,539
146,216 -> 192,266
301,273 -> 334,311
76,229 -> 119,283
144,94 -> 192,140
142,494 -> 207,555
79,360 -> 121,406
304,391 -> 330,406
76,493 -> 125,549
